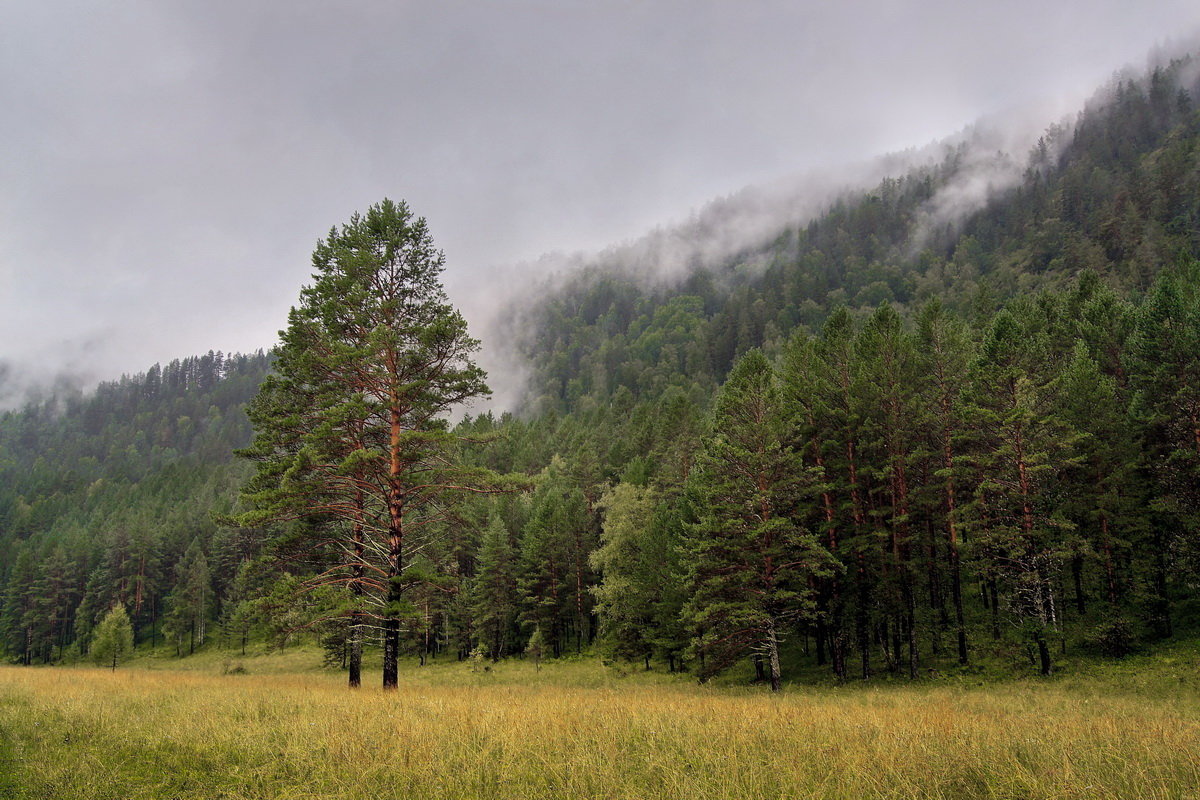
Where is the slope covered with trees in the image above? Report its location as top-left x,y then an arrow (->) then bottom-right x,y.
517,56 -> 1200,415
0,352 -> 270,663
2,53 -> 1200,689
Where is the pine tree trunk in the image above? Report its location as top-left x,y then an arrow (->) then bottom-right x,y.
846,441 -> 871,681
857,562 -> 871,680
383,617 -> 399,689
813,445 -> 845,679
989,580 -> 1001,640
383,519 -> 404,690
1072,554 -> 1086,615
384,399 -> 406,690
939,376 -> 968,664
1101,513 -> 1117,604
349,495 -> 365,689
927,519 -> 945,657
905,591 -> 918,680
348,618 -> 362,688
951,550 -> 967,665
1036,629 -> 1052,676
766,617 -> 782,692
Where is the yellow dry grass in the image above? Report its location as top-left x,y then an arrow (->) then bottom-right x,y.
0,655 -> 1197,799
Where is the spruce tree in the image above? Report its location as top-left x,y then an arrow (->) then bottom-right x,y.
518,464 -> 587,658
470,516 -> 518,661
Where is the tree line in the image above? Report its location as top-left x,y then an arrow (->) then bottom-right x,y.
306,265 -> 1196,689
2,250 -> 1198,690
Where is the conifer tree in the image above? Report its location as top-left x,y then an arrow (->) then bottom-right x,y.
0,549 -> 36,665
812,308 -> 872,678
855,303 -> 921,677
168,538 -> 212,655
470,516 -> 519,661
915,299 -> 974,664
236,199 -> 509,689
684,350 -> 831,691
779,330 -> 848,678
1126,268 -> 1200,631
1057,341 -> 1140,612
519,465 -> 588,657
964,308 -> 1078,675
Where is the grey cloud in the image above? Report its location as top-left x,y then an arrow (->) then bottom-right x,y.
3,1 -> 1199,409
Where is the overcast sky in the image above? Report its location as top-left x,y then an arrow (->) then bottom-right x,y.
3,1 -> 1199,403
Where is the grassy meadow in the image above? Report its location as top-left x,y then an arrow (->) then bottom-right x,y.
1,647 -> 1199,799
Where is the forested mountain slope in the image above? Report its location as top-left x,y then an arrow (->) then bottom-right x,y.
0,352 -> 270,662
2,54 -> 1199,685
516,56 -> 1200,414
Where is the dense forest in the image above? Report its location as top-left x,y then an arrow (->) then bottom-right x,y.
2,54 -> 1200,688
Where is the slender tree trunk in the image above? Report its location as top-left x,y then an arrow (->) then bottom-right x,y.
575,530 -> 586,653
846,440 -> 871,680
383,521 -> 404,689
1036,629 -> 1052,676
383,616 -> 400,689
989,579 -> 1001,640
348,506 -> 365,688
951,550 -> 967,664
1101,513 -> 1117,604
927,519 -> 945,657
766,617 -> 782,692
812,443 -> 846,679
905,589 -> 918,680
858,559 -> 871,680
891,452 -> 917,681
347,620 -> 362,688
1072,554 -> 1086,615
384,401 -> 406,690
938,368 -> 968,664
